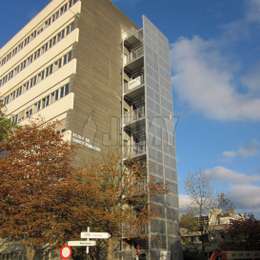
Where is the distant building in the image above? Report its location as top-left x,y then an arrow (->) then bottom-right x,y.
208,208 -> 245,227
180,208 -> 245,252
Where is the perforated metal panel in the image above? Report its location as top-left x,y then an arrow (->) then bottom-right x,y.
143,16 -> 181,260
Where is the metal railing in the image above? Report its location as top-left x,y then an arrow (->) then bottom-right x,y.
122,222 -> 147,238
124,141 -> 146,158
124,75 -> 144,92
133,141 -> 146,156
126,47 -> 144,64
124,106 -> 145,124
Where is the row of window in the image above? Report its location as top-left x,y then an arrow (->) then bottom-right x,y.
3,50 -> 73,106
0,21 -> 76,88
0,0 -> 79,67
11,83 -> 71,124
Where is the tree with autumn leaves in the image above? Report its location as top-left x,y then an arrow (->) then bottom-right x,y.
220,214 -> 260,251
0,100 -> 14,142
0,121 -> 164,259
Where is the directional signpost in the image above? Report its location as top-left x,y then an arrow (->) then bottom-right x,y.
81,231 -> 111,239
68,240 -> 96,247
67,227 -> 111,256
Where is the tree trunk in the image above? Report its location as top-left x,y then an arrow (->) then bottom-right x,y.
107,239 -> 113,260
199,204 -> 206,255
25,246 -> 36,260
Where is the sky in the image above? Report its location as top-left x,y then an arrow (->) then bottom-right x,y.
1,0 -> 260,217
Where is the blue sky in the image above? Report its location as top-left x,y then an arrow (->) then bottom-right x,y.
1,0 -> 260,217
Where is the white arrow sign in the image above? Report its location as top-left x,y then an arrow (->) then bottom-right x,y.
81,232 -> 111,239
68,240 -> 96,247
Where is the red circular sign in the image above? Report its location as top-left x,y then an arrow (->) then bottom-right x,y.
136,244 -> 141,256
60,245 -> 72,259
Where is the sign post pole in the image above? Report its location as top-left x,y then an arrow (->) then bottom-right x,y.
86,226 -> 90,255
66,227 -> 111,257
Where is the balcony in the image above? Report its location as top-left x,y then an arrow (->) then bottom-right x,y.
127,47 -> 144,64
124,141 -> 146,159
124,75 -> 144,93
124,30 -> 143,50
125,47 -> 144,65
124,47 -> 144,75
124,106 -> 145,125
122,222 -> 147,239
124,76 -> 145,103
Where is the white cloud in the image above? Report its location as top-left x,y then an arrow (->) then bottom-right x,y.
204,166 -> 260,184
222,141 -> 259,158
172,36 -> 260,121
229,184 -> 260,211
180,167 -> 260,215
172,0 -> 260,121
246,0 -> 260,23
203,166 -> 260,215
220,0 -> 260,43
179,194 -> 194,209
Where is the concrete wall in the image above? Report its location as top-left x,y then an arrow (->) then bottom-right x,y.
67,0 -> 136,164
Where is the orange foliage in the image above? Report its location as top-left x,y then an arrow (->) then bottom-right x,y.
0,123 -> 165,249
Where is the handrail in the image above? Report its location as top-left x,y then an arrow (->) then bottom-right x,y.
124,106 -> 145,124
124,75 -> 144,92
124,141 -> 146,158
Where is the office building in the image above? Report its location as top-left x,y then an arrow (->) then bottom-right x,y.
0,0 -> 180,259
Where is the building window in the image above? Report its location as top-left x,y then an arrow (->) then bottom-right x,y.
0,0 -> 79,68
26,108 -> 33,118
55,89 -> 59,101
4,96 -> 9,105
60,86 -> 65,98
46,96 -> 50,107
3,50 -> 74,105
0,20 -> 76,88
16,86 -> 22,97
34,100 -> 41,112
11,83 -> 71,123
65,84 -> 70,95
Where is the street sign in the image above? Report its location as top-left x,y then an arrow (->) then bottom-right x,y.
68,240 -> 96,247
81,232 -> 111,239
60,245 -> 72,259
67,227 -> 110,255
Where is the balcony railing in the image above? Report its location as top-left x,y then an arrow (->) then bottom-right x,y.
124,75 -> 144,92
124,141 -> 146,158
122,222 -> 147,238
124,106 -> 145,124
126,47 -> 144,64
133,141 -> 146,156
